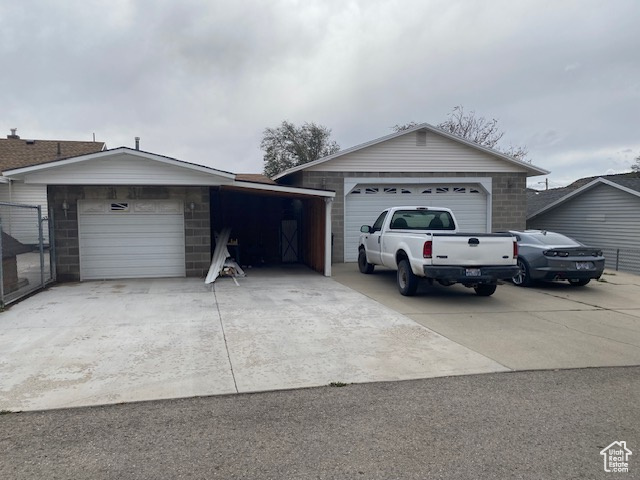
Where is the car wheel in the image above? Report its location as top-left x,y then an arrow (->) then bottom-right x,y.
358,249 -> 375,274
512,258 -> 532,287
474,283 -> 497,296
397,259 -> 418,296
569,279 -> 590,286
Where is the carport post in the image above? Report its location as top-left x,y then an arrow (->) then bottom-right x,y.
37,205 -> 45,288
324,198 -> 333,276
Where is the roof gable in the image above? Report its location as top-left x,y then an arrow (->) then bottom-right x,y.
274,123 -> 548,179
3,147 -> 236,186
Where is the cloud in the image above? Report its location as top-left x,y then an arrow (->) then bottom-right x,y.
1,0 -> 639,178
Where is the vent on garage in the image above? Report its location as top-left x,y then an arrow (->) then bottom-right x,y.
110,202 -> 130,212
416,130 -> 427,146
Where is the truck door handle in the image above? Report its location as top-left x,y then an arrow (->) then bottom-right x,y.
378,237 -> 381,244
468,238 -> 479,246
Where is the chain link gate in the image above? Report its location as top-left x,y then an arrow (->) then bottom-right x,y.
0,202 -> 54,307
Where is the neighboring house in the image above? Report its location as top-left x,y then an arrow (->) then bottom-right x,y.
0,129 -> 106,245
274,123 -> 548,262
527,173 -> 640,273
2,147 -> 335,282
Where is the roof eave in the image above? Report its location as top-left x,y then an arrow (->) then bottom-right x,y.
3,147 -> 236,180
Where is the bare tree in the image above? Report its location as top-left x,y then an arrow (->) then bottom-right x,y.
262,121 -> 340,178
631,155 -> 640,172
393,106 -> 529,162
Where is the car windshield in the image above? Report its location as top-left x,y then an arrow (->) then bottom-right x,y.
390,210 -> 455,230
524,231 -> 580,246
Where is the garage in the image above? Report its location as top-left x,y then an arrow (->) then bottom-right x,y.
3,148 -> 336,282
78,199 -> 186,280
344,181 -> 489,262
274,124 -> 549,264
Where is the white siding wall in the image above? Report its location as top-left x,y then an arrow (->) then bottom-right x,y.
0,183 -> 49,245
528,184 -> 640,273
20,155 -> 235,186
308,131 -> 525,173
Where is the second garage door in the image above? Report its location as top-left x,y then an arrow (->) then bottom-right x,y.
78,200 -> 186,280
344,183 -> 488,261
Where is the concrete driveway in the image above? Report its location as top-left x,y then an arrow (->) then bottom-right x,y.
332,264 -> 640,370
0,267 -> 506,412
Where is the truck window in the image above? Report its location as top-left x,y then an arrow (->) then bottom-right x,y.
371,211 -> 388,232
390,210 -> 455,230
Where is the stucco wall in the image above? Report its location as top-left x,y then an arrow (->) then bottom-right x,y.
291,171 -> 527,263
48,185 -> 210,282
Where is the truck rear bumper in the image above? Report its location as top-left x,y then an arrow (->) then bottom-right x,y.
423,265 -> 520,284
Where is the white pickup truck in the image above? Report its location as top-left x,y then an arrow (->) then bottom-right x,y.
358,206 -> 520,296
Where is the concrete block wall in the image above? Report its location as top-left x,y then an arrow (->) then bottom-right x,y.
48,185 -> 211,282
297,171 -> 528,263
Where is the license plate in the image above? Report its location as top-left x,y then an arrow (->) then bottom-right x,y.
576,262 -> 594,270
466,268 -> 481,277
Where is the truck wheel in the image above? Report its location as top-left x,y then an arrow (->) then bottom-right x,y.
397,259 -> 418,296
358,249 -> 375,274
474,284 -> 497,296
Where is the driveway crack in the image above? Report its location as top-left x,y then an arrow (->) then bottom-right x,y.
213,286 -> 239,393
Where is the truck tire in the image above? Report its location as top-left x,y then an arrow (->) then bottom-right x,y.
397,259 -> 418,296
358,249 -> 375,274
474,283 -> 497,296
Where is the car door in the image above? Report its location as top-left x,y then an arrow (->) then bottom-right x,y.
365,211 -> 387,264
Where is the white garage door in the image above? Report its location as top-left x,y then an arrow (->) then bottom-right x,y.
344,184 -> 488,261
78,200 -> 186,280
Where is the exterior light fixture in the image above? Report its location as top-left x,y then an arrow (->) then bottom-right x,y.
62,200 -> 69,219
189,202 -> 195,211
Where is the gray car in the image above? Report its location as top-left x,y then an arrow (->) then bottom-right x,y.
509,230 -> 605,287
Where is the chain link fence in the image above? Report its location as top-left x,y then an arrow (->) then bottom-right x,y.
0,202 -> 54,307
602,247 -> 640,275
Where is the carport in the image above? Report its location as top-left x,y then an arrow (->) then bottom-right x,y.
213,178 -> 334,276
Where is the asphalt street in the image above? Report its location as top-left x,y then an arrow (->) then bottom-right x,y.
1,366 -> 638,480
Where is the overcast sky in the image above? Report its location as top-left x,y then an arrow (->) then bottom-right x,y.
2,0 -> 638,188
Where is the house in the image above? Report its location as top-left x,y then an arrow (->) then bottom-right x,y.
2,147 -> 335,282
527,173 -> 640,273
274,123 -> 548,262
0,129 -> 106,245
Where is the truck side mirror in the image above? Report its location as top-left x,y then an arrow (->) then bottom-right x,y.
360,225 -> 372,233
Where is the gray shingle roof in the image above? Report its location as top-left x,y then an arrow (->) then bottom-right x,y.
527,173 -> 640,217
